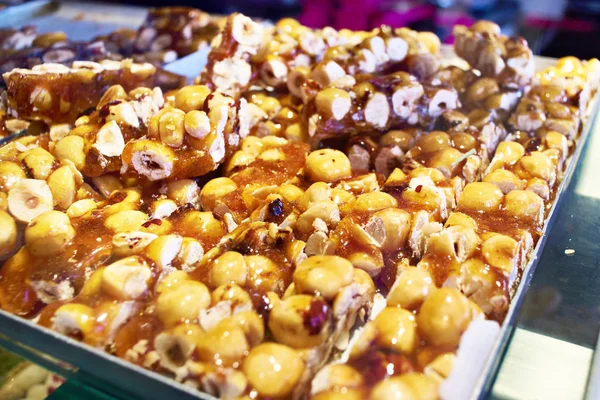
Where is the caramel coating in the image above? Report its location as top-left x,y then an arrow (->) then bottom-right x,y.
200,177 -> 237,211
268,294 -> 330,348
417,131 -> 450,153
306,149 -> 352,183
196,323 -> 249,366
0,162 -> 26,192
373,307 -> 418,354
458,182 -> 504,212
0,210 -> 17,258
294,255 -> 354,300
243,343 -> 305,397
371,376 -> 418,400
156,281 -> 211,326
209,251 -> 248,287
417,288 -> 472,348
387,267 -> 436,310
25,211 -> 75,257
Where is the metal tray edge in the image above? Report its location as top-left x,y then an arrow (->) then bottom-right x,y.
585,328 -> 600,400
470,92 -> 600,400
0,310 -> 216,400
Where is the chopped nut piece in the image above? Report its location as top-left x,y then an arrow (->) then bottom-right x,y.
8,179 -> 54,223
94,121 -> 125,157
102,256 -> 152,300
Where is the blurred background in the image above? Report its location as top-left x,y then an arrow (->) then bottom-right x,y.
114,0 -> 600,59
1,0 -> 598,58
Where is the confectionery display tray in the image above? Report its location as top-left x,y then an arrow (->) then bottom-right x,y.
0,49 -> 598,399
0,5 -> 600,400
